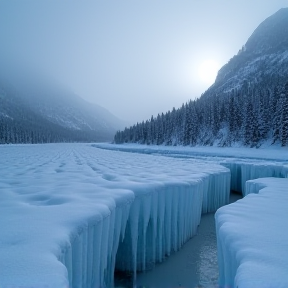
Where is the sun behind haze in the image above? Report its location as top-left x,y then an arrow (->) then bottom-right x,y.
0,0 -> 287,123
198,60 -> 221,85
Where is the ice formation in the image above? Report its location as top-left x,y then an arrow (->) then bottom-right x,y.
97,143 -> 288,287
0,144 -> 230,288
216,177 -> 288,288
97,143 -> 288,194
1,143 -> 287,287
221,160 -> 288,194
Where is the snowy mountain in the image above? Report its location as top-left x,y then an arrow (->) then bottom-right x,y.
213,8 -> 288,94
114,8 -> 288,147
0,68 -> 125,143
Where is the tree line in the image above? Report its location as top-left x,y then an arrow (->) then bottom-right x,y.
0,93 -> 108,144
114,78 -> 288,147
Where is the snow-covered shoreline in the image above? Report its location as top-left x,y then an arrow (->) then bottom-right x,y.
95,143 -> 288,162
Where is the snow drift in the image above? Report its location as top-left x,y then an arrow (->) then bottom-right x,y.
215,177 -> 288,288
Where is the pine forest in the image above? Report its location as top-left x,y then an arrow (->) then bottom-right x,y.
114,78 -> 288,147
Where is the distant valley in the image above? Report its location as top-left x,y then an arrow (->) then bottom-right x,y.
0,69 -> 125,143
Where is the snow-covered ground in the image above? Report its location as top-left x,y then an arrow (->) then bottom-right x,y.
95,143 -> 288,162
96,143 -> 288,194
0,143 -> 230,288
216,178 -> 288,288
1,143 -> 287,288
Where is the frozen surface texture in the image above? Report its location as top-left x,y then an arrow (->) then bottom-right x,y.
97,144 -> 288,194
0,143 -> 230,288
215,177 -> 288,288
95,143 -> 288,162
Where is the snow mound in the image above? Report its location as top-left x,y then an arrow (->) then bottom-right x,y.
215,177 -> 288,288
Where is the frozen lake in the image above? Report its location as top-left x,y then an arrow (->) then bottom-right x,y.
1,143 -> 286,288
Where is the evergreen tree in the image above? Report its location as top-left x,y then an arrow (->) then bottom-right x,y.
281,82 -> 288,146
113,79 -> 288,148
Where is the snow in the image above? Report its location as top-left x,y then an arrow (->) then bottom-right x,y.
95,143 -> 288,161
0,112 -> 13,119
97,143 -> 288,287
215,177 -> 288,288
96,143 -> 288,194
221,160 -> 288,193
1,142 -> 287,287
0,143 -> 230,288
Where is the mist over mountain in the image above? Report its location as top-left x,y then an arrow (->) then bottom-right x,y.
0,64 -> 126,143
114,8 -> 288,147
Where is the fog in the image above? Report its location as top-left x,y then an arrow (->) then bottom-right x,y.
0,0 -> 287,123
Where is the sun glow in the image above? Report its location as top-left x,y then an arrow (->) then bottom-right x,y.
198,59 -> 220,85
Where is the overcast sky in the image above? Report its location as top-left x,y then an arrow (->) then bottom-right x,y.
0,1 -> 287,123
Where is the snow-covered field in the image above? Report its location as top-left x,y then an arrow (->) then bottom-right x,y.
0,143 -> 230,288
1,143 -> 287,288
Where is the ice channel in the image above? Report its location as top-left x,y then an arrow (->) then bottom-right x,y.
96,143 -> 288,287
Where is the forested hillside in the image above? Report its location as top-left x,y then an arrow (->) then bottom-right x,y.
114,9 -> 288,148
114,79 -> 288,147
0,92 -> 106,144
0,70 -> 124,144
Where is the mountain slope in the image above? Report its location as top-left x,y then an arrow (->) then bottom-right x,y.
0,68 -> 125,143
114,8 -> 288,147
212,8 -> 288,94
